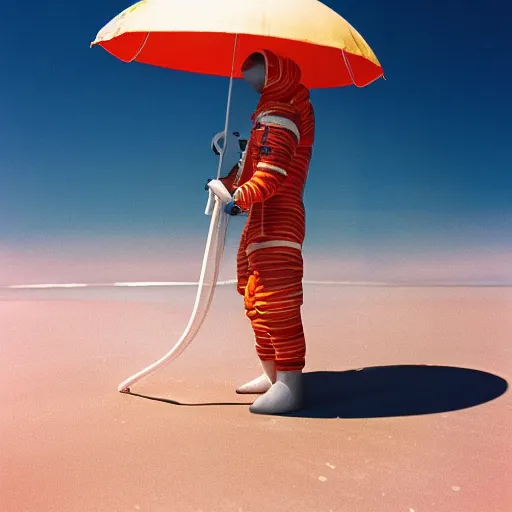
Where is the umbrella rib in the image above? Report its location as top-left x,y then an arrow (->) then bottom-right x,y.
341,49 -> 361,88
129,31 -> 152,63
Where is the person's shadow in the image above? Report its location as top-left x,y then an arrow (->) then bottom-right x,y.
125,364 -> 508,419
289,365 -> 508,419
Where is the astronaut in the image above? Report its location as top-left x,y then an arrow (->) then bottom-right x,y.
216,50 -> 315,415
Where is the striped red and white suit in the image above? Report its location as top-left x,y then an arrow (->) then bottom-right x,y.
221,50 -> 315,372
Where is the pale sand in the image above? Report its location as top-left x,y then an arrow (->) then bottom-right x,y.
2,285 -> 512,512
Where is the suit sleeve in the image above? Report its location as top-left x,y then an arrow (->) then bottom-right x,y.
234,114 -> 299,210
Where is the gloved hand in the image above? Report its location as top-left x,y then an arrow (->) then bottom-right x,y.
224,200 -> 243,216
204,177 -> 214,191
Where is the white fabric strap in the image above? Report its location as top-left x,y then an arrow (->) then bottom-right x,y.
256,113 -> 300,142
256,162 -> 288,176
117,34 -> 239,393
246,240 -> 302,256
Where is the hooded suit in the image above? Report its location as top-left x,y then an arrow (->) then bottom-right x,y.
221,49 -> 315,373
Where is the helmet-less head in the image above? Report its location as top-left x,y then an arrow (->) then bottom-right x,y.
241,50 -> 302,102
241,52 -> 266,93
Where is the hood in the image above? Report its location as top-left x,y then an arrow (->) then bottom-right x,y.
258,49 -> 302,102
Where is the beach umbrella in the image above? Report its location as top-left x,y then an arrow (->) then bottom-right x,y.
91,0 -> 383,88
91,0 -> 384,394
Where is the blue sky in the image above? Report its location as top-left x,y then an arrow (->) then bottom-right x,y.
1,0 -> 510,256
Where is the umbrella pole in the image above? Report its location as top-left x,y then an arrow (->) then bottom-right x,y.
205,34 -> 239,214
117,35 -> 239,393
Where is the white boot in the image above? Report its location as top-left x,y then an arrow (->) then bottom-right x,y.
249,370 -> 304,415
236,360 -> 277,394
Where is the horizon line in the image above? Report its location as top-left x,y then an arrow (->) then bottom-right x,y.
1,279 -> 511,290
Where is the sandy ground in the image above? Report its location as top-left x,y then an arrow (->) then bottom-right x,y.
1,285 -> 511,512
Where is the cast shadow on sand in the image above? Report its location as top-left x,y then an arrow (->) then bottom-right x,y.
289,365 -> 509,419
126,365 -> 508,418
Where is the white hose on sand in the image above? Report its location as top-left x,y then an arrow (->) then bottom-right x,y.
118,35 -> 240,393
118,180 -> 232,392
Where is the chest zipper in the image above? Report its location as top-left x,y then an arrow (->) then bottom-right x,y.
259,124 -> 269,236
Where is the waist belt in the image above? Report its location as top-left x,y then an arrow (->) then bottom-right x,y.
246,240 -> 302,256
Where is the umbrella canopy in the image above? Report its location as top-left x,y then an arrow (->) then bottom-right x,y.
91,0 -> 384,89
